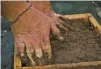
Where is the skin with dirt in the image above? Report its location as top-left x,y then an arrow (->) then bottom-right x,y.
2,2 -> 66,66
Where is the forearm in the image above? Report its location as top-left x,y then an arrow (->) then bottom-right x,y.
29,1 -> 55,18
1,1 -> 28,22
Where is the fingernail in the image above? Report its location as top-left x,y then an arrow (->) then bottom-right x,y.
64,27 -> 68,30
48,50 -> 52,59
31,61 -> 35,66
35,49 -> 43,59
21,53 -> 24,57
27,52 -> 36,66
59,36 -> 64,41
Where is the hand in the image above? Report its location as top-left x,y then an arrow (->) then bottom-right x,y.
12,5 -> 66,66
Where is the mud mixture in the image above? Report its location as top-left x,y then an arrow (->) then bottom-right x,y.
50,20 -> 101,65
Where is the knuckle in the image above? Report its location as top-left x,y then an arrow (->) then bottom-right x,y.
43,45 -> 51,52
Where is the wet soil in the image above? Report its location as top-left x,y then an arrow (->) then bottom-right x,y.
50,20 -> 101,64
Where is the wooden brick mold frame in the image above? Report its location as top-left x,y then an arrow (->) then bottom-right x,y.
14,13 -> 101,69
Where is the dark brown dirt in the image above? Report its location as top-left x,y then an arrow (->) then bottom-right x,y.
50,20 -> 101,65
45,20 -> 101,69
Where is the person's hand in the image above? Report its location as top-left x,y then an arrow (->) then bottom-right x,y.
29,1 -> 67,33
12,5 -> 66,65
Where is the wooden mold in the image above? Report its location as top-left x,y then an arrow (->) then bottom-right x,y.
14,13 -> 101,69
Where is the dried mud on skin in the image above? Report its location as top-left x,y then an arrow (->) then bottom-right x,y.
50,20 -> 101,64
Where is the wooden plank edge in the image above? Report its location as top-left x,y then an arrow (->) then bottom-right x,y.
58,13 -> 91,20
22,61 -> 101,69
88,13 -> 101,34
14,43 -> 22,69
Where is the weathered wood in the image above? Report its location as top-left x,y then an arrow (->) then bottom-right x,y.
88,13 -> 101,34
14,43 -> 22,69
22,61 -> 101,69
59,13 -> 91,20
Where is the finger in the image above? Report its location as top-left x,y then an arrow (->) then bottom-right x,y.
42,42 -> 52,60
15,35 -> 28,66
58,19 -> 74,31
15,35 -> 25,57
58,17 -> 72,25
31,32 -> 43,59
58,18 -> 66,24
26,48 -> 35,66
51,24 -> 64,41
23,34 -> 35,66
56,22 -> 67,32
53,14 -> 68,27
42,32 -> 52,59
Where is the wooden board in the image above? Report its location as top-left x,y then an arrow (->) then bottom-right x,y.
14,13 -> 101,69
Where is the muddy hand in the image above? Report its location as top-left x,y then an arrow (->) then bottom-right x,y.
43,11 -> 67,41
30,1 -> 68,42
30,1 -> 67,41
2,2 -> 67,66
11,2 -> 66,66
